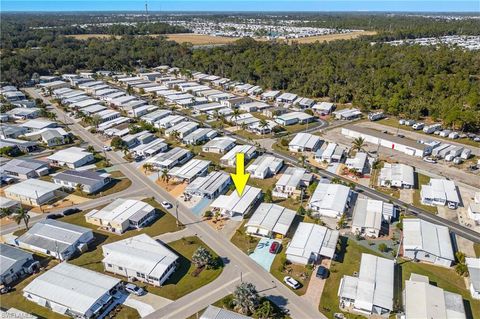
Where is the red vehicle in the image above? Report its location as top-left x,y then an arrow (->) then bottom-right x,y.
269,241 -> 281,254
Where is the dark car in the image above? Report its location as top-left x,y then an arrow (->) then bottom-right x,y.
63,208 -> 81,216
316,266 -> 329,279
46,213 -> 63,219
269,241 -> 281,254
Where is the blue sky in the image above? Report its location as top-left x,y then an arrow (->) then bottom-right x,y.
1,1 -> 479,12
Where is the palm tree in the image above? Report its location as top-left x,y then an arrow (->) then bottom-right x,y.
161,168 -> 170,184
232,109 -> 241,127
143,163 -> 153,173
233,282 -> 260,315
240,122 -> 248,131
192,246 -> 213,269
90,114 -> 102,128
170,130 -> 180,140
0,207 -> 12,219
299,155 -> 306,167
86,145 -> 95,154
258,119 -> 269,134
351,137 -> 366,153
75,183 -> 84,196
13,208 -> 30,230
255,300 -> 273,319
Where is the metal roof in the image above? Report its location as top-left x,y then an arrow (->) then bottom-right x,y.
185,171 -> 231,198
289,133 -> 321,149
102,234 -> 178,280
1,243 -> 32,273
402,218 -> 454,261
168,159 -> 210,181
149,147 -> 192,168
352,198 -> 384,231
200,305 -> 251,319
221,145 -> 256,163
308,183 -> 350,214
245,203 -> 295,236
466,258 -> 480,293
210,185 -> 261,216
379,163 -> 415,186
276,167 -> 307,188
23,262 -> 120,316
86,198 -> 154,225
5,179 -> 61,198
2,158 -> 48,175
421,179 -> 460,204
286,222 -> 339,259
47,147 -> 92,164
53,170 -> 110,187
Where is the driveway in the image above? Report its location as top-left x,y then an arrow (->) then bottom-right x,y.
302,259 -> 331,305
249,238 -> 279,271
124,292 -> 172,317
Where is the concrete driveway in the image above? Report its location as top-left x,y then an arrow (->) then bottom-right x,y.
302,259 -> 331,305
249,238 -> 279,271
124,292 -> 172,317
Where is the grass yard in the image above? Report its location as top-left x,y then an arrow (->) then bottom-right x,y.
230,220 -> 260,254
270,240 -> 312,296
136,236 -> 224,300
0,258 -> 69,319
234,129 -> 266,140
66,199 -> 181,273
112,305 -> 140,319
286,31 -> 377,44
319,237 -> 382,318
283,121 -> 323,134
72,171 -> 132,199
474,243 -> 480,258
399,259 -> 480,318
412,173 -> 437,214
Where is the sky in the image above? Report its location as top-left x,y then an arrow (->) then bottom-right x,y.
1,0 -> 479,12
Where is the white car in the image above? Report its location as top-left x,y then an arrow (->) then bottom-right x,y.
103,146 -> 112,151
161,201 -> 173,209
283,276 -> 300,289
125,283 -> 146,296
423,157 -> 437,164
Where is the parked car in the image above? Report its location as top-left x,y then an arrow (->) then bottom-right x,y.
103,145 -> 112,151
283,276 -> 301,289
63,208 -> 81,216
423,157 -> 437,164
0,285 -> 12,294
125,283 -> 146,296
269,241 -> 281,254
46,213 -> 63,219
161,201 -> 173,209
316,266 -> 329,279
447,202 -> 458,210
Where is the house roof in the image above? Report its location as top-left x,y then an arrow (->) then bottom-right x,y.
308,183 -> 350,214
466,258 -> 480,293
246,155 -> 283,177
168,159 -> 210,181
286,222 -> 339,259
23,262 -> 120,316
200,305 -> 251,319
289,133 -> 321,149
2,158 -> 48,176
102,234 -> 178,280
421,179 -> 460,204
185,171 -> 231,197
379,163 -> 415,185
202,137 -> 236,151
210,186 -> 261,215
17,219 -> 92,254
405,273 -> 466,319
221,145 -> 256,163
402,219 -> 454,261
276,167 -> 308,188
0,244 -> 32,273
85,199 -> 154,225
5,179 -> 61,198
22,119 -> 57,130
246,203 -> 295,236
53,170 -> 110,187
352,198 -> 386,231
47,147 -> 92,164
148,147 -> 191,168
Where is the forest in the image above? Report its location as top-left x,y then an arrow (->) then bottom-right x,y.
1,14 -> 479,132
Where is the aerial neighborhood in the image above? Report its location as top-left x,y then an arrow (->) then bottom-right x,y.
0,8 -> 479,319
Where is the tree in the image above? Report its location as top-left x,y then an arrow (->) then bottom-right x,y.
0,207 -> 12,219
232,109 -> 241,127
297,206 -> 306,216
75,183 -> 84,196
351,137 -> 366,153
169,130 -> 180,140
192,246 -> 213,269
255,300 -> 273,319
337,213 -> 346,229
307,181 -> 318,196
110,136 -> 126,150
455,251 -> 468,276
258,119 -> 270,134
161,168 -> 170,184
378,243 -> 388,252
264,189 -> 273,203
299,155 -> 306,167
142,163 -> 153,173
13,207 -> 30,230
233,282 -> 260,315
86,145 -> 95,153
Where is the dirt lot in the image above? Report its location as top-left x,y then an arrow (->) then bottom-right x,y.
166,33 -> 240,45
283,31 -> 377,43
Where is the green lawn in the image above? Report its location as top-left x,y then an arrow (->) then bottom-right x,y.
319,237 -> 383,319
284,121 -> 323,134
270,240 -> 312,296
135,236 -> 224,300
412,173 -> 437,214
399,259 -> 480,318
72,171 -> 132,199
230,220 -> 260,254
378,118 -> 480,148
474,243 -> 480,258
66,199 -> 181,273
234,129 -> 267,140
111,305 -> 140,319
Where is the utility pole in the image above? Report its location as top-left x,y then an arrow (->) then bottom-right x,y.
145,1 -> 149,24
175,200 -> 180,227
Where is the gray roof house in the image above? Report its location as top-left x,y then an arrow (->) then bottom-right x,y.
52,170 -> 111,194
184,171 -> 231,200
200,305 -> 251,319
1,244 -> 39,285
2,158 -> 49,180
16,219 -> 94,260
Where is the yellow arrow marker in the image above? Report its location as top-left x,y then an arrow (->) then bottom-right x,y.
230,152 -> 250,196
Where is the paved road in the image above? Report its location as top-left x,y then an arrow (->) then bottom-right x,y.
28,88 -> 327,319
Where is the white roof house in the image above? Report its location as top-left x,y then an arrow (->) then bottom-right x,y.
288,133 -> 322,152
379,163 -> 415,189
183,128 -> 217,145
85,198 -> 156,234
246,155 -> 283,179
220,145 -> 257,167
351,198 -> 395,238
5,179 -> 61,206
276,92 -> 298,104
275,112 -> 314,126
154,115 -> 185,129
345,152 -> 369,174
0,244 -> 36,286
202,137 -> 236,154
308,183 -> 351,218
16,219 -> 94,260
338,254 -> 394,315
312,102 -> 335,114
467,192 -> 480,225
245,203 -> 296,238
168,159 -> 210,183
402,218 -> 455,267
102,234 -> 178,286
404,273 -> 466,319
147,147 -> 193,169
22,119 -> 57,131
23,262 -> 121,319
47,147 -> 94,169
200,305 -> 251,319
184,171 -> 231,200
165,121 -> 198,139
421,179 -> 461,208
210,186 -> 262,220
286,223 -> 339,264
273,167 -> 312,198
466,258 -> 480,300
